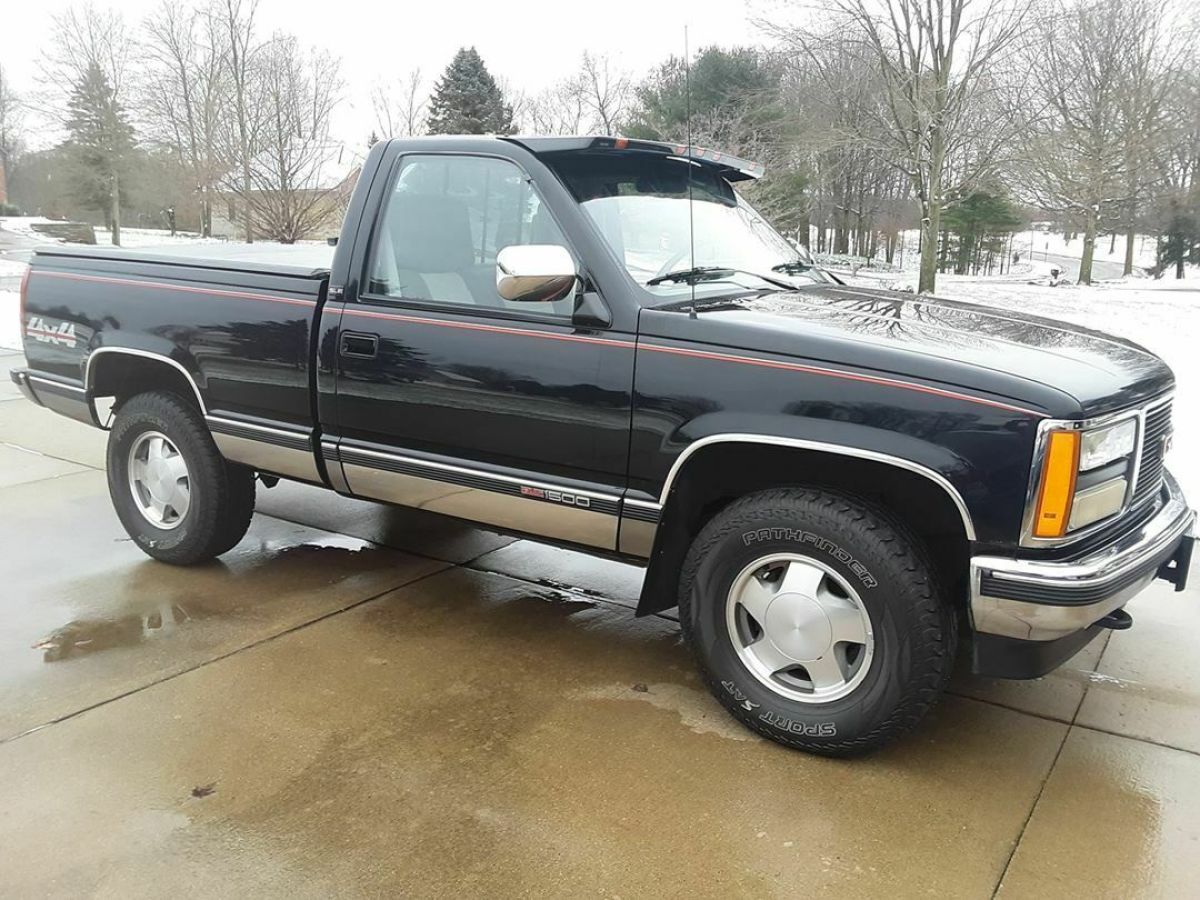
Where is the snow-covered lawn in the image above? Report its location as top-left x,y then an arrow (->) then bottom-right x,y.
1,290 -> 20,351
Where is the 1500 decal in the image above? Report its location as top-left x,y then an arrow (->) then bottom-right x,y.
520,485 -> 592,508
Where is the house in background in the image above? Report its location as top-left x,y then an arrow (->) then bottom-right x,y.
211,142 -> 363,242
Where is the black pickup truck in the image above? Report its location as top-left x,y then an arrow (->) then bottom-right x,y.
13,136 -> 1195,755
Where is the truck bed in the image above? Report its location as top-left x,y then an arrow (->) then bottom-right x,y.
18,244 -> 331,483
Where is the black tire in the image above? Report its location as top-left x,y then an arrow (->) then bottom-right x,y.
679,487 -> 955,757
107,391 -> 256,565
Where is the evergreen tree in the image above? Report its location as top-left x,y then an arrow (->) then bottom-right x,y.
62,62 -> 134,245
426,48 -> 513,135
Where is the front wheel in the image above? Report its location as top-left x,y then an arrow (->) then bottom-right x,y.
679,487 -> 955,756
107,391 -> 256,565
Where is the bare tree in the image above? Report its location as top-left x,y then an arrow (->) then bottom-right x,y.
517,53 -> 631,135
522,76 -> 588,134
579,52 -> 630,135
0,65 -> 23,205
141,0 -> 229,236
230,35 -> 345,243
1112,0 -> 1193,275
773,0 -> 1031,292
370,69 -> 427,138
217,0 -> 262,242
1019,0 -> 1188,283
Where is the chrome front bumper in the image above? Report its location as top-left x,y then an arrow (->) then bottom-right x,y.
971,471 -> 1194,643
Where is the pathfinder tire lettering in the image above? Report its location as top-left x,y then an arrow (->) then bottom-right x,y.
741,528 -> 878,587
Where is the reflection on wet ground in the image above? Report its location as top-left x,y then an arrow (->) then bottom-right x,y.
0,426 -> 1197,895
35,601 -> 197,662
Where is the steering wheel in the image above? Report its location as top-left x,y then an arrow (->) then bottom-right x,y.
652,248 -> 692,280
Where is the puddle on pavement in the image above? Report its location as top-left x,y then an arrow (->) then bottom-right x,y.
1061,668 -> 1200,711
248,534 -> 377,557
33,601 -> 204,662
493,584 -> 598,612
30,533 -> 387,663
573,681 -> 760,742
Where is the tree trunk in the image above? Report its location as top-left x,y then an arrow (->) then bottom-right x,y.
110,171 -> 121,247
201,185 -> 212,239
918,202 -> 940,293
1079,207 -> 1098,285
242,157 -> 254,243
1123,225 -> 1136,276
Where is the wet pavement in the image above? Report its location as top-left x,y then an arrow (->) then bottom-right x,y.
1,358 -> 1198,897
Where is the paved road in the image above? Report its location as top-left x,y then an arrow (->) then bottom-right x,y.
1035,250 -> 1129,282
0,350 -> 1198,896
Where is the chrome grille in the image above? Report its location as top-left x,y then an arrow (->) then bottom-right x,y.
1133,401 -> 1172,505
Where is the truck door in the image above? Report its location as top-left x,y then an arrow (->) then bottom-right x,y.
327,152 -> 635,551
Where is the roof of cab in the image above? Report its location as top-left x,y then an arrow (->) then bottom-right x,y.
502,135 -> 765,182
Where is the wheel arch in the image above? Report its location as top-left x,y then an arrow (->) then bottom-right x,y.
85,347 -> 207,419
636,436 -> 976,617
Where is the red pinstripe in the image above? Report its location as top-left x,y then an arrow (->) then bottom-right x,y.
33,270 -> 317,308
340,306 -> 633,348
24,327 -> 76,343
28,265 -> 1043,417
639,343 -> 1046,417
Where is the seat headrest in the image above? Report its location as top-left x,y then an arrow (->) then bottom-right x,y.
388,193 -> 476,273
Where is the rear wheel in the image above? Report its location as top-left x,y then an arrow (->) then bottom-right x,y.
679,487 -> 955,756
107,391 -> 255,564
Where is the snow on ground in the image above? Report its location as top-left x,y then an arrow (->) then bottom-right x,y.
0,217 -> 64,243
1,291 -> 21,350
1027,223 -> 1159,267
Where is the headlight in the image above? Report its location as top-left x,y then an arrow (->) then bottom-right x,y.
1078,419 -> 1136,471
1029,418 -> 1138,540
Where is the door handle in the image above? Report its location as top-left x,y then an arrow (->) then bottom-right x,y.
339,331 -> 379,359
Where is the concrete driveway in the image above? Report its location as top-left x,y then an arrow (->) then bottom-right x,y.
1,348 -> 1198,898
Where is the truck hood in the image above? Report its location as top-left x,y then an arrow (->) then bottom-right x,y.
644,285 -> 1173,417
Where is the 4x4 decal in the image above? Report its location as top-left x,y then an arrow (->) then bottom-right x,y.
25,317 -> 77,348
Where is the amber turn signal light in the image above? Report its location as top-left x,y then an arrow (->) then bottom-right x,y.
1032,431 -> 1081,538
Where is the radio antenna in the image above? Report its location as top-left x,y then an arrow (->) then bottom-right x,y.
684,25 -> 696,311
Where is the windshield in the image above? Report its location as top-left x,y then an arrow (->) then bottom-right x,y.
546,151 -> 830,302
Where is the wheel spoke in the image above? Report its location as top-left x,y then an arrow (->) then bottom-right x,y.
823,593 -> 869,646
148,436 -> 166,461
778,559 -> 825,598
164,451 -> 188,483
748,637 -> 797,676
803,654 -> 846,690
736,574 -> 777,623
130,457 -> 149,485
147,495 -> 167,520
166,482 -> 191,521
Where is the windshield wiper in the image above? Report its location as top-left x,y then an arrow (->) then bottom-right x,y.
647,265 -> 795,291
771,259 -> 814,274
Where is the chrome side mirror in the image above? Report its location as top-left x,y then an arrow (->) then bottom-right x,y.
495,245 -> 577,303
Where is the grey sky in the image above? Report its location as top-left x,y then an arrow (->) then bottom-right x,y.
4,0 -> 765,145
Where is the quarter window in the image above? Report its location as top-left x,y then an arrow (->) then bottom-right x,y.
367,155 -> 575,316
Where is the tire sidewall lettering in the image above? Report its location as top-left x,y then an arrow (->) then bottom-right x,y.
741,527 -> 879,588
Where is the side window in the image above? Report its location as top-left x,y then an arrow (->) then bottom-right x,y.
366,155 -> 576,316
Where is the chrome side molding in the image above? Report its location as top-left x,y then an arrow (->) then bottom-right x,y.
84,347 -> 208,414
657,433 -> 977,541
206,415 -> 321,483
